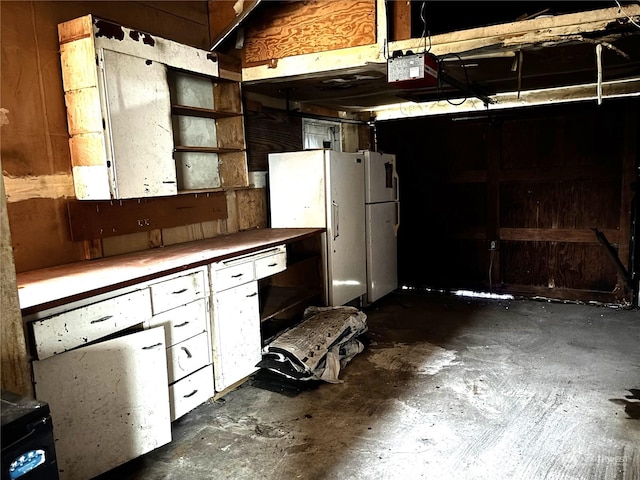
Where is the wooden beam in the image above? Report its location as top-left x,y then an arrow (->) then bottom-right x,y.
3,173 -> 75,202
391,0 -> 412,41
499,284 -> 620,305
0,165 -> 33,397
372,78 -> 640,120
500,228 -> 621,244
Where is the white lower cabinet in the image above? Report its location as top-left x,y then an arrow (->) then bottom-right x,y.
32,327 -> 171,480
211,280 -> 261,391
209,245 -> 287,392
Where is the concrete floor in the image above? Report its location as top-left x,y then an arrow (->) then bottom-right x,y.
97,291 -> 639,480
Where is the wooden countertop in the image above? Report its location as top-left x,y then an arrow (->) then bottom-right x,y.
17,228 -> 325,314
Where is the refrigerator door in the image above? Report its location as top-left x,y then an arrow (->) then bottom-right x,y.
365,201 -> 398,303
364,151 -> 398,204
268,150 -> 327,228
326,151 -> 367,306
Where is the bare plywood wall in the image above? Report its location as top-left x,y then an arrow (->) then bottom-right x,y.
376,98 -> 638,305
242,0 -> 376,66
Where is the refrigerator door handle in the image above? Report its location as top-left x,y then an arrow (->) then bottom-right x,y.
332,200 -> 339,240
394,201 -> 400,236
393,172 -> 399,202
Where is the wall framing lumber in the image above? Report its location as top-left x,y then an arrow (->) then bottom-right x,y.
0,169 -> 32,396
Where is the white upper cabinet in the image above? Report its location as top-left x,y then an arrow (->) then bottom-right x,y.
58,15 -> 246,200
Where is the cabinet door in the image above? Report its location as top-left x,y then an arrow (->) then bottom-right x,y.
211,281 -> 261,391
100,49 -> 177,198
32,328 -> 171,480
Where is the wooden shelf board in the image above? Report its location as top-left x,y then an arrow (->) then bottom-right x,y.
172,105 -> 241,119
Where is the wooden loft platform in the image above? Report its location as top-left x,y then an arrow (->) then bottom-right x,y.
238,1 -> 640,117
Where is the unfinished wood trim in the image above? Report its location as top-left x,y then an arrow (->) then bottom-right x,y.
242,43 -> 382,82
58,15 -> 92,44
500,228 -> 621,244
67,193 -> 228,241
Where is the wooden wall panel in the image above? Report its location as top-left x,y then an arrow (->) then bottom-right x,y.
501,180 -> 621,229
237,188 -> 267,231
501,241 -> 617,292
243,0 -> 375,65
7,198 -> 86,273
245,107 -> 303,172
377,98 -> 638,304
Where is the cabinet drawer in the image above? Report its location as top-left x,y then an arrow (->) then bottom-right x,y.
255,251 -> 287,280
166,332 -> 210,384
31,289 -> 152,360
148,298 -> 208,348
150,270 -> 206,314
211,261 -> 254,292
169,364 -> 214,421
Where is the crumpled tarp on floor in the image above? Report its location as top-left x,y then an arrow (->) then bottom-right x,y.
256,306 -> 368,387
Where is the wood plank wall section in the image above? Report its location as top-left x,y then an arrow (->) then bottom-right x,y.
376,98 -> 638,305
242,0 -> 376,66
1,1 -> 267,273
245,105 -> 304,172
390,0 -> 412,41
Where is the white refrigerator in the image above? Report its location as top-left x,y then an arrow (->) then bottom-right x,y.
268,150 -> 367,306
364,151 -> 399,304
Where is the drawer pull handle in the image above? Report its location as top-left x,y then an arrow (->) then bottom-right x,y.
175,321 -> 190,328
90,315 -> 113,324
181,346 -> 193,358
142,343 -> 163,350
247,292 -> 258,298
172,288 -> 188,295
184,389 -> 198,398
231,273 -> 244,278
268,263 -> 277,267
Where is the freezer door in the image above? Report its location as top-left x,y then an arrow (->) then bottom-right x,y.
365,201 -> 398,303
364,151 -> 398,203
268,150 -> 327,228
326,151 -> 367,306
